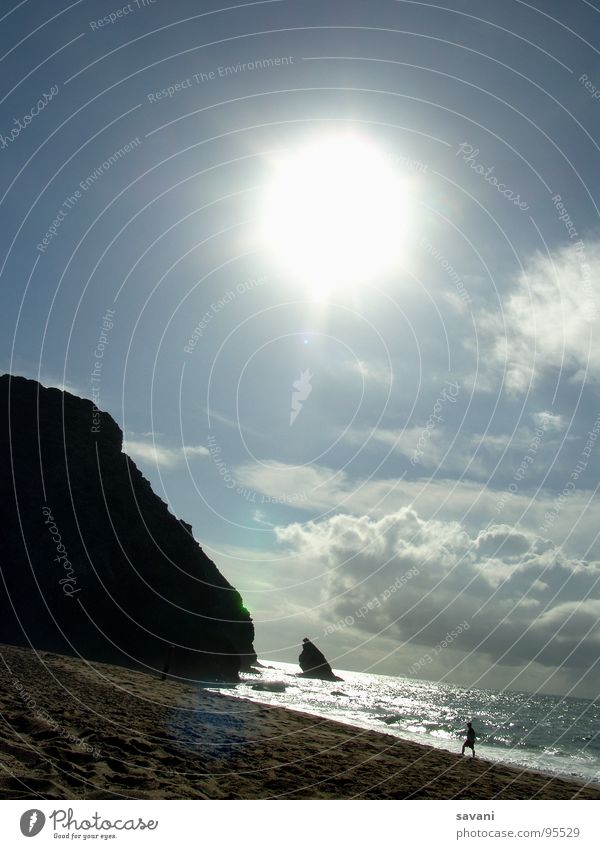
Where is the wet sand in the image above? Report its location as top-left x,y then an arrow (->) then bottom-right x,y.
1,644 -> 598,800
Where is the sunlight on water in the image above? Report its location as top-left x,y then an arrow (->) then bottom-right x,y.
208,661 -> 600,784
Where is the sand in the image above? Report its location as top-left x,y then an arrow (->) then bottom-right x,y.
1,644 -> 598,800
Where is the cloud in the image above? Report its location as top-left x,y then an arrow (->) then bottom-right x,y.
342,410 -> 565,482
474,524 -> 534,558
351,358 -> 393,385
234,459 -> 600,560
532,600 -> 600,645
123,437 -> 209,469
483,240 -> 599,391
346,425 -> 451,469
533,410 -> 564,431
183,445 -> 211,457
274,507 -> 600,695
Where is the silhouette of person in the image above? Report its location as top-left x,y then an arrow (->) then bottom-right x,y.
461,721 -> 477,758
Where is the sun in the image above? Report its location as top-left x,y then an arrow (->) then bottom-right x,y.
259,133 -> 413,294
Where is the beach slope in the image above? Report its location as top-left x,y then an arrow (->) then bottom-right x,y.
1,645 -> 598,800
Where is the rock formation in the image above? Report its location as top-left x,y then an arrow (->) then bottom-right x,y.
298,638 -> 342,681
251,681 -> 286,693
0,374 -> 256,682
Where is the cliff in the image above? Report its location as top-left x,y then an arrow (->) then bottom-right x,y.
0,374 -> 256,682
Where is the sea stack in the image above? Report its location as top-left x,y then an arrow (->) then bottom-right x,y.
298,637 -> 343,681
0,374 -> 257,682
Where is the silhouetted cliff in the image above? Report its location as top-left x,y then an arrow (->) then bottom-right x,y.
0,374 -> 256,681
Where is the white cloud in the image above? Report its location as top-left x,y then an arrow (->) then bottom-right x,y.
483,241 -> 600,391
183,445 -> 211,457
123,437 -> 209,468
532,599 -> 600,644
234,459 -> 600,559
343,415 -> 565,481
351,358 -> 393,385
533,410 -> 564,432
346,425 -> 449,468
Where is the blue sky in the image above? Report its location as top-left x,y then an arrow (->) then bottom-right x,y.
1,0 -> 599,697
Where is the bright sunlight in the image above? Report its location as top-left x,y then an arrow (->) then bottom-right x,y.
259,133 -> 413,293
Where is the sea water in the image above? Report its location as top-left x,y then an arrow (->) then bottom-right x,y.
210,661 -> 600,785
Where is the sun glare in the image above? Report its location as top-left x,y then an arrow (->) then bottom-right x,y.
259,134 -> 413,294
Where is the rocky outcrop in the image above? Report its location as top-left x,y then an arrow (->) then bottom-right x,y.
298,638 -> 342,681
0,374 -> 256,682
251,681 -> 286,693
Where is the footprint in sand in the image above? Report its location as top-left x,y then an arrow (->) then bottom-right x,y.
2,740 -> 44,767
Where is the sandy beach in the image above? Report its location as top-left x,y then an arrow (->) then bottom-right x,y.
1,644 -> 598,801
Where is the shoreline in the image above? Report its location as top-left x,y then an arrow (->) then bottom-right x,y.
1,645 -> 599,800
234,689 -> 598,791
231,662 -> 600,788
233,694 -> 600,799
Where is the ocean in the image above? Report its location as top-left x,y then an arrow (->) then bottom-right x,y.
211,661 -> 600,785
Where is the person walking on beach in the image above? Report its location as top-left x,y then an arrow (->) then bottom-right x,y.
461,721 -> 477,758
